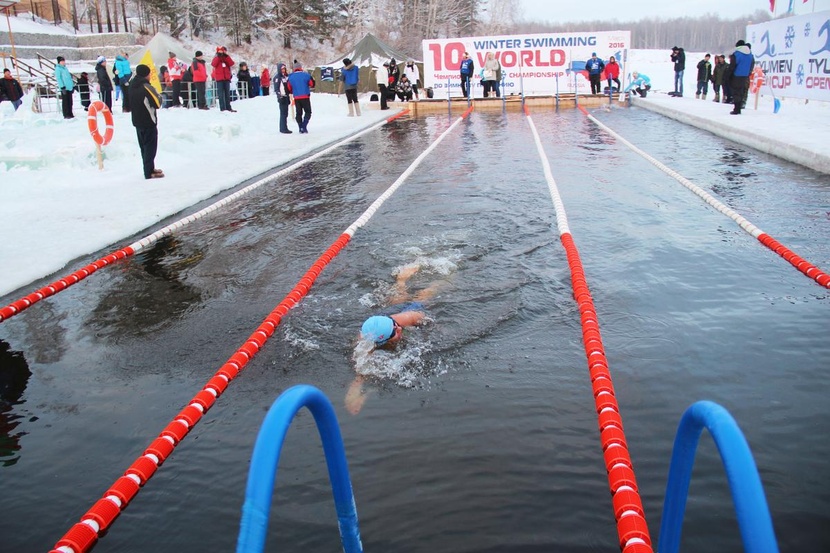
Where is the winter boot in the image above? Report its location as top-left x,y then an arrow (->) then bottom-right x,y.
713,93 -> 720,102
354,102 -> 361,116
702,94 -> 706,100
348,103 -> 355,117
695,92 -> 700,99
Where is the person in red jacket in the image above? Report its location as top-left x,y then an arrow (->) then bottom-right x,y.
605,55 -> 621,93
167,51 -> 184,107
260,65 -> 270,96
191,50 -> 208,109
211,46 -> 235,112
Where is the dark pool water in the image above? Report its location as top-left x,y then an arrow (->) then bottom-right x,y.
1,106 -> 828,552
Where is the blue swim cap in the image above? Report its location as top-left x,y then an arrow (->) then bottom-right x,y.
361,316 -> 395,346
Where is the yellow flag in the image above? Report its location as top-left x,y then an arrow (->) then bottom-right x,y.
138,49 -> 162,94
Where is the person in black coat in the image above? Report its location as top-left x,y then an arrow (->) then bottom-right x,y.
237,62 -> 252,99
129,65 -> 163,179
670,46 -> 686,97
1,68 -> 24,110
76,71 -> 91,111
95,56 -> 113,110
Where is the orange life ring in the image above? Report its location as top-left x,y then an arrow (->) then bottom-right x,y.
87,100 -> 114,146
749,66 -> 765,95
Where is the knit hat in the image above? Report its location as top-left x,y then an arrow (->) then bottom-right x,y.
195,50 -> 203,57
169,51 -> 175,57
57,56 -> 65,62
736,40 -> 746,47
96,55 -> 106,63
343,58 -> 352,66
136,64 -> 150,77
293,62 -> 302,70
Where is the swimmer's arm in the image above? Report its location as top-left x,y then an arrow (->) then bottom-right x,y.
391,310 -> 425,327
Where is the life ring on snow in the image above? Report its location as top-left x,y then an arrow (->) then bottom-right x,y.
87,100 -> 114,146
749,66 -> 765,94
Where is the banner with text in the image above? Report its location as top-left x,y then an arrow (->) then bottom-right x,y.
422,31 -> 631,97
748,10 -> 830,101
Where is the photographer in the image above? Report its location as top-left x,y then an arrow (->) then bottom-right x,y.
211,46 -> 235,112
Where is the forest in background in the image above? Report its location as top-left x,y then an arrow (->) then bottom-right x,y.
29,0 -> 774,61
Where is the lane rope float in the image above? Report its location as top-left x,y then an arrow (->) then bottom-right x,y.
581,109 -> 829,289
87,101 -> 114,146
525,106 -> 654,553
49,106 -> 474,553
0,112 -> 409,324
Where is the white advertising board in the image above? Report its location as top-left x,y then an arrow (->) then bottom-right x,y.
422,31 -> 631,97
748,11 -> 830,101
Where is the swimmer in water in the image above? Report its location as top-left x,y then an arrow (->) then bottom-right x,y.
346,264 -> 441,414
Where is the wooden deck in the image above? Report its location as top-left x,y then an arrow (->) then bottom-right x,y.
389,93 -> 628,115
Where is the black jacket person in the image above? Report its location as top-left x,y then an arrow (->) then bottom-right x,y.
129,65 -> 164,179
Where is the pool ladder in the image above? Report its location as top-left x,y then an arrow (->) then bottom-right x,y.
236,386 -> 779,553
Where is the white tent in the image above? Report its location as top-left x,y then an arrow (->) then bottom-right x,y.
128,32 -> 194,68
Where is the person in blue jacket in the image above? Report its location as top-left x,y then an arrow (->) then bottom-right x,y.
286,61 -> 315,133
114,52 -> 132,112
459,51 -> 475,98
624,72 -> 651,97
585,52 -> 605,94
728,40 -> 755,115
340,57 -> 361,116
54,56 -> 74,119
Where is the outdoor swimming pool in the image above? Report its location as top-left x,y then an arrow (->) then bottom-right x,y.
1,107 -> 828,552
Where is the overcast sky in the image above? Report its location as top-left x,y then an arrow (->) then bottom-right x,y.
515,0 -> 828,23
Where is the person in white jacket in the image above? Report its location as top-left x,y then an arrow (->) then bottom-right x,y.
404,60 -> 420,101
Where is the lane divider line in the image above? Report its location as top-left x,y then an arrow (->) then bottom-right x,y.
49,106 -> 472,553
1,112 -> 411,325
581,109 -> 830,289
525,107 -> 654,553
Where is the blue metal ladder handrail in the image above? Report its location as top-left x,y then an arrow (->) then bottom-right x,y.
658,400 -> 779,553
236,385 -> 363,553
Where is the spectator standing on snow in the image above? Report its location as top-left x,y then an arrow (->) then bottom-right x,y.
237,62 -> 252,99
211,46 -> 235,112
129,64 -> 163,180
55,56 -> 75,118
387,58 -> 400,101
377,62 -> 390,110
605,55 -> 621,93
273,63 -> 292,133
340,57 -> 360,116
167,52 -> 184,107
158,65 -> 171,108
459,52 -> 474,98
624,72 -> 651,97
95,56 -> 113,110
76,71 -> 91,111
1,68 -> 24,111
287,61 -> 314,133
696,54 -> 712,100
260,65 -> 270,96
711,55 -> 727,103
404,60 -> 420,100
114,52 -> 132,112
585,52 -> 605,94
670,46 -> 685,97
728,40 -> 755,115
191,51 -> 208,109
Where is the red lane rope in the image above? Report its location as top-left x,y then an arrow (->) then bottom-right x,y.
757,233 -> 830,287
49,234 -> 352,553
0,248 -> 134,322
561,233 -> 652,553
524,106 -> 653,553
386,108 -> 410,122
